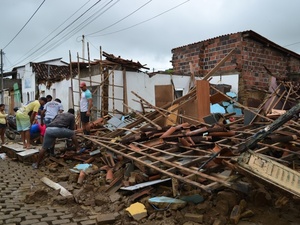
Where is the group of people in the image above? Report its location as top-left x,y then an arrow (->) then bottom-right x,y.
29,95 -> 64,146
0,81 -> 93,169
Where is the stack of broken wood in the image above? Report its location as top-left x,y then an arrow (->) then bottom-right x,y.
52,79 -> 300,200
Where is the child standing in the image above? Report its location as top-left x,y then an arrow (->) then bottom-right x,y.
0,104 -> 8,145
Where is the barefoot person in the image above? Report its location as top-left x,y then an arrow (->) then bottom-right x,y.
16,97 -> 47,149
0,104 -> 8,145
32,108 -> 80,169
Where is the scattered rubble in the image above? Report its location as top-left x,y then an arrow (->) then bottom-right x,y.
2,74 -> 300,224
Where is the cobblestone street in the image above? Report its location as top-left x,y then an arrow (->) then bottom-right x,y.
0,159 -> 97,225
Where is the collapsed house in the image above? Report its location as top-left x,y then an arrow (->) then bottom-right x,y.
2,30 -> 300,224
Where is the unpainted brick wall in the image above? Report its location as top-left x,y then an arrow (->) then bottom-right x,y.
171,32 -> 300,105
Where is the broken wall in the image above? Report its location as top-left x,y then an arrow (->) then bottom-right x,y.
171,31 -> 300,106
107,71 -> 191,113
72,71 -> 191,116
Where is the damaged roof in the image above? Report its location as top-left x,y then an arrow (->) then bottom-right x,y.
71,51 -> 149,72
31,62 -> 77,88
102,51 -> 149,71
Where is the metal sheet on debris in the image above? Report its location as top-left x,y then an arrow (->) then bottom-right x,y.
120,178 -> 171,191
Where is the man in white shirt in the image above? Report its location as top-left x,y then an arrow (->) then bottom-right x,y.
42,98 -> 64,126
80,82 -> 93,135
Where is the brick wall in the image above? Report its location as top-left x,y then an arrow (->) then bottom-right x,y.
171,31 -> 300,105
171,33 -> 241,76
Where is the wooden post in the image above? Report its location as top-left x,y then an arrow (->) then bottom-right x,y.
69,50 -> 74,109
237,102 -> 300,153
123,68 -> 128,113
196,80 -> 210,122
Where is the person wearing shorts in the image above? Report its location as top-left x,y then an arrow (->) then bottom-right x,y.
79,81 -> 93,135
16,97 -> 47,149
32,108 -> 80,169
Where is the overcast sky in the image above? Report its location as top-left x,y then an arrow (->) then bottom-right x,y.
1,0 -> 300,72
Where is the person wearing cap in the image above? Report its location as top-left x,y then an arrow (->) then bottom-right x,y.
79,81 -> 93,135
16,97 -> 47,149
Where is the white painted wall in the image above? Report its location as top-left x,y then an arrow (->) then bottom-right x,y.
69,72 -> 191,115
17,59 -> 69,106
18,62 -> 236,117
70,72 -> 238,116
21,63 -> 35,104
39,79 -> 72,111
114,71 -> 191,112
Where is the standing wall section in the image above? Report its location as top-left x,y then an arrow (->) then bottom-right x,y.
171,31 -> 300,106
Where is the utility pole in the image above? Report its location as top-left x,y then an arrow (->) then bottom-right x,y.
0,49 -> 3,104
82,35 -> 85,62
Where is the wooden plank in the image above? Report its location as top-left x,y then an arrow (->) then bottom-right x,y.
210,92 -> 230,104
196,80 -> 210,122
202,48 -> 236,80
155,84 -> 174,107
122,68 -> 128,113
49,156 -> 68,167
131,91 -> 177,125
165,104 -> 178,126
237,102 -> 300,152
189,62 -> 195,90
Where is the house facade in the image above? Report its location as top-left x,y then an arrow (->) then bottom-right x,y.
12,58 -> 73,111
9,55 -> 191,120
171,30 -> 300,106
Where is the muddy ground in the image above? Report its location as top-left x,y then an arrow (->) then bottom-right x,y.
24,157 -> 300,224
4,137 -> 300,225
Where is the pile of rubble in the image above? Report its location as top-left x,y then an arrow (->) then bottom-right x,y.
2,76 -> 300,224
19,78 -> 299,225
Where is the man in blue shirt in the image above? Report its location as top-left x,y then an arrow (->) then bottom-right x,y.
80,82 -> 93,135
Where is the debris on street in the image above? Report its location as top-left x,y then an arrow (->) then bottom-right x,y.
2,72 -> 300,225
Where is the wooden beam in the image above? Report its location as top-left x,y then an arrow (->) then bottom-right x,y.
202,48 -> 236,80
196,80 -> 210,122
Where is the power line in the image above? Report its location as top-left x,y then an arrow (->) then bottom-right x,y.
2,0 -> 46,50
284,41 -> 300,48
89,0 -> 190,37
12,0 -> 93,67
87,0 -> 153,36
11,0 -> 107,68
4,54 -> 13,71
30,0 -> 119,62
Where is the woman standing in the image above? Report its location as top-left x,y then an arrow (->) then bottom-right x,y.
0,104 -> 8,145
